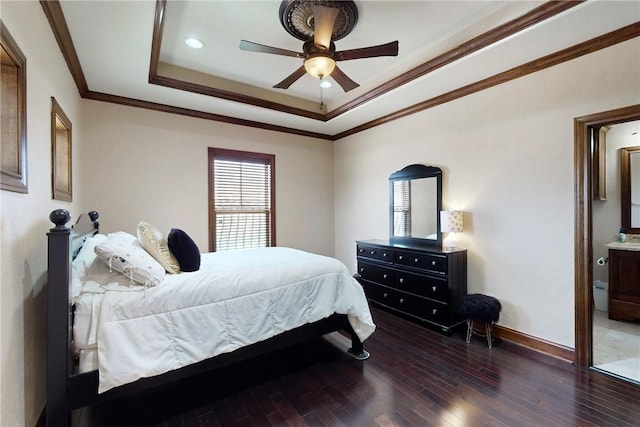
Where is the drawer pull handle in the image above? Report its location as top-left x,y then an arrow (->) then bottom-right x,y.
370,250 -> 376,255
414,258 -> 419,263
359,249 -> 364,253
383,253 -> 388,257
432,261 -> 436,266
432,286 -> 437,292
398,255 -> 403,260
399,298 -> 404,304
360,268 -> 364,273
383,274 -> 387,279
399,278 -> 404,284
383,293 -> 388,298
432,309 -> 437,315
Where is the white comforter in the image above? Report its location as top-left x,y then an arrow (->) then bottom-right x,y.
74,247 -> 375,393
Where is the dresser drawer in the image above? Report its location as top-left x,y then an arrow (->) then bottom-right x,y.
356,240 -> 467,333
357,260 -> 393,286
360,281 -> 396,307
394,291 -> 448,325
395,270 -> 448,302
357,244 -> 393,263
395,250 -> 447,275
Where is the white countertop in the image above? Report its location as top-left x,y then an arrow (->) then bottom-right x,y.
606,241 -> 640,251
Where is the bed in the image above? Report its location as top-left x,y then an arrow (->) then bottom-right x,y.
46,209 -> 375,427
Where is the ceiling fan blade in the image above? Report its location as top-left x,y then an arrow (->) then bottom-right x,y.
239,40 -> 303,58
312,5 -> 339,50
273,66 -> 307,89
331,65 -> 359,92
335,41 -> 399,61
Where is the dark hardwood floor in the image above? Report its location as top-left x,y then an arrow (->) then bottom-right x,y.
76,306 -> 640,427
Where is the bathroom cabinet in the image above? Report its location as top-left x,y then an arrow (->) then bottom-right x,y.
608,248 -> 640,322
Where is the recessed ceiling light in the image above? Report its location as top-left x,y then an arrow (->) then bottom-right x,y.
184,38 -> 203,49
320,80 -> 332,89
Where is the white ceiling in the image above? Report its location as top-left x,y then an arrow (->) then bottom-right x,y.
58,0 -> 640,137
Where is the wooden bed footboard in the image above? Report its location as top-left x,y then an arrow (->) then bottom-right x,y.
46,209 -> 368,427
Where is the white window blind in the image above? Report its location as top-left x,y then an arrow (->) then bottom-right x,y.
393,180 -> 411,237
212,153 -> 273,251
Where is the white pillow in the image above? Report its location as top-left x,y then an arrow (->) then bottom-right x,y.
94,232 -> 166,287
71,233 -> 108,301
137,221 -> 180,274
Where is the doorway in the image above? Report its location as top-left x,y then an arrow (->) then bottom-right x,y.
574,104 -> 640,375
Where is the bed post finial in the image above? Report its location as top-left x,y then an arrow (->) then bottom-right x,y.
88,211 -> 99,222
49,209 -> 71,231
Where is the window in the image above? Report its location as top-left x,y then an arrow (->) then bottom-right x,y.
393,180 -> 411,237
208,148 -> 275,252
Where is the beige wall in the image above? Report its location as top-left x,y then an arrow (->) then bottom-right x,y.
79,101 -> 335,256
334,38 -> 640,348
1,1 -> 84,426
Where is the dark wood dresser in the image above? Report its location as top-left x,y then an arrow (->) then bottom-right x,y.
356,239 -> 467,334
608,248 -> 640,322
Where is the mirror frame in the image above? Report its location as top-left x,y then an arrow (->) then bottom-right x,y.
621,145 -> 640,234
389,164 -> 442,247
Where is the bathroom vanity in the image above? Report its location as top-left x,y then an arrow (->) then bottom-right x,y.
606,145 -> 640,322
606,241 -> 640,322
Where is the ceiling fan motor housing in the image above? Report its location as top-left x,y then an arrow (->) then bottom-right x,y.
279,0 -> 358,42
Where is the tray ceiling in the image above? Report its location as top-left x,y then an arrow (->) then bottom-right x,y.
52,0 -> 640,139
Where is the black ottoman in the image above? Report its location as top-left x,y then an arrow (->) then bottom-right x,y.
462,294 -> 501,348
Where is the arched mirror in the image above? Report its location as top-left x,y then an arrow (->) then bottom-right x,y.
621,145 -> 640,234
389,164 -> 442,247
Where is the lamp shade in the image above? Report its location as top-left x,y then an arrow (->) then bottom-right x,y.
304,54 -> 336,79
441,210 -> 463,233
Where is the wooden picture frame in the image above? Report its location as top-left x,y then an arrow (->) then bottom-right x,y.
51,97 -> 72,201
1,21 -> 28,193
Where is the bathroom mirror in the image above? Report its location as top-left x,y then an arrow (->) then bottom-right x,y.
389,164 -> 442,247
621,146 -> 640,234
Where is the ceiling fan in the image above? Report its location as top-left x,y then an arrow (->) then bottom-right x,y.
239,0 -> 398,93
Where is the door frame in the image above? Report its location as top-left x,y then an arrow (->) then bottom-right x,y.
574,104 -> 640,367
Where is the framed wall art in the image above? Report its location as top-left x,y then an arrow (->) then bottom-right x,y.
51,97 -> 72,201
1,21 -> 28,193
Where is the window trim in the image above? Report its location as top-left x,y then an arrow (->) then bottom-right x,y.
208,147 -> 276,252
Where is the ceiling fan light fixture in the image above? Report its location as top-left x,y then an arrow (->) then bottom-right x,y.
304,54 -> 336,79
241,1 -> 394,92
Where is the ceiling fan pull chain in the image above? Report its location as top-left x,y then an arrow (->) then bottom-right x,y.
320,84 -> 325,110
